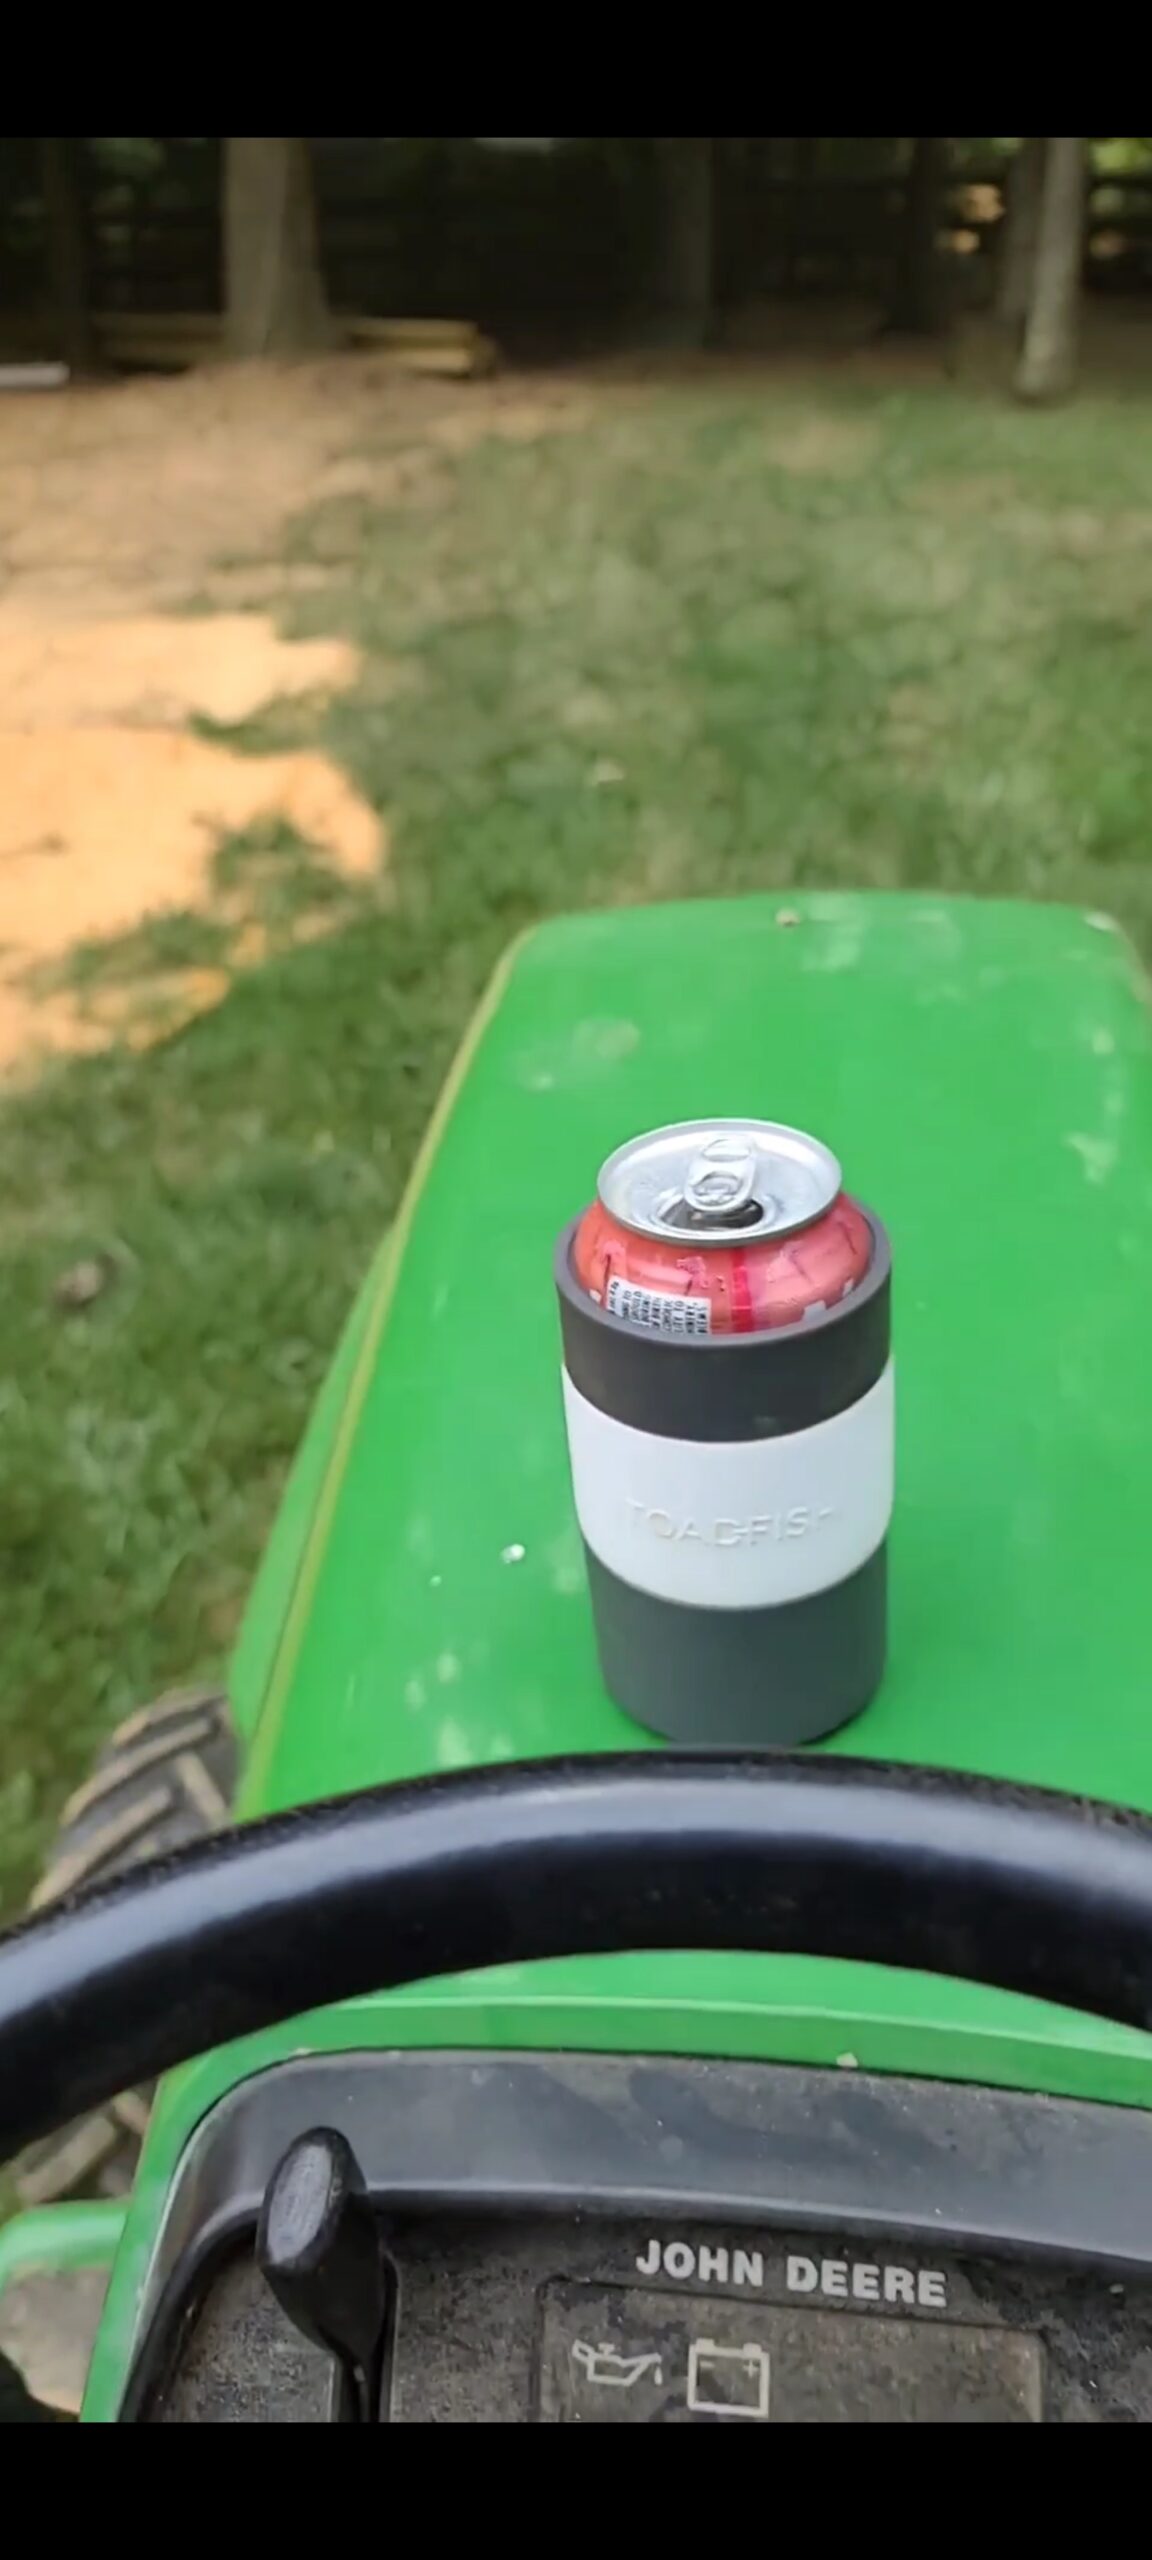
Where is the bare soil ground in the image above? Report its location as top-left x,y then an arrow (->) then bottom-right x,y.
0,357 -> 584,614
3,321 -> 1151,1081
0,358 -> 586,1072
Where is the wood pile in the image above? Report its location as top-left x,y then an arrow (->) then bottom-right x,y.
89,312 -> 497,377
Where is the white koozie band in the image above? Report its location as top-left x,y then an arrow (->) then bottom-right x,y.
561,1361 -> 894,1612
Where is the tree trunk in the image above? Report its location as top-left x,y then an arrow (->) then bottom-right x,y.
783,137 -> 816,295
40,137 -> 94,372
224,138 -> 331,360
887,135 -> 949,333
1015,138 -> 1087,403
654,137 -> 713,347
994,137 -> 1046,330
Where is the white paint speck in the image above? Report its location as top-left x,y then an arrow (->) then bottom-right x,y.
435,1651 -> 461,1684
404,1677 -> 427,1711
1065,1131 -> 1117,1183
835,2052 -> 859,2070
501,1542 -> 526,1564
429,1573 -> 442,1588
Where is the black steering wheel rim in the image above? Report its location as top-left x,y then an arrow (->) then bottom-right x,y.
2,1751 -> 1152,2164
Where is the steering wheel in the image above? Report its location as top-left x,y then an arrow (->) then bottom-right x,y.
2,1751 -> 1152,2166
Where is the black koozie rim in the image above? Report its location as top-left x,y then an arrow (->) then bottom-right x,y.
556,1206 -> 891,1442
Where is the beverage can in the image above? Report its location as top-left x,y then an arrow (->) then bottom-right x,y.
573,1120 -> 873,1334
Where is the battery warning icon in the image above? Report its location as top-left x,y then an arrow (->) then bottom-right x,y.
686,2338 -> 771,2421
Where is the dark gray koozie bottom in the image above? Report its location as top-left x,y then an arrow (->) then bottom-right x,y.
585,1545 -> 887,1749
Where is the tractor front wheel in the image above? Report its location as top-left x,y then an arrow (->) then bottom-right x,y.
14,1689 -> 237,2207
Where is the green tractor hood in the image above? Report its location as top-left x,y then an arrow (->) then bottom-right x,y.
79,889 -> 1152,2419
222,888 -> 1152,2102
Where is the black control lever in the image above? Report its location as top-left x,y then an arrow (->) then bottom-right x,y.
256,2127 -> 390,2422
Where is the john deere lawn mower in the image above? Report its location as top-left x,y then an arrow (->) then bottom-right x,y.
4,887 -> 1152,2425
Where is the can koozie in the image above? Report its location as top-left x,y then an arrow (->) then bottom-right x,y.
556,1120 -> 893,1747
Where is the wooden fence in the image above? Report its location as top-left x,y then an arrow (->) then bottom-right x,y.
3,145 -> 1152,360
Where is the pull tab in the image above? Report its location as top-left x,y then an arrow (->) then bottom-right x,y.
683,1136 -> 758,1221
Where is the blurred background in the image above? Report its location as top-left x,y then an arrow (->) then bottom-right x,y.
2,134 -> 1150,1915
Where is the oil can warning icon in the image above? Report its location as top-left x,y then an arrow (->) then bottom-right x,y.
570,2341 -> 664,2391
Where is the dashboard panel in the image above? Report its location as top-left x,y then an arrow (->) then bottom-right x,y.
128,2051 -> 1152,2423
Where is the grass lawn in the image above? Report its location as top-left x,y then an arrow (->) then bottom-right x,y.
3,369 -> 1152,1912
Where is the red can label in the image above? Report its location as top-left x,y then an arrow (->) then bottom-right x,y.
605,1276 -> 713,1336
575,1193 -> 872,1335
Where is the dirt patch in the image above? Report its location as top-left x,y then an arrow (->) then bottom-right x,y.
0,360 -> 592,1076
427,392 -> 588,454
913,470 -> 1022,519
0,613 -> 360,727
0,603 -> 382,1074
0,359 -> 590,616
763,414 -> 880,476
0,728 -> 383,1068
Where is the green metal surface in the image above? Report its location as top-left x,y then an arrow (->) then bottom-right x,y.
229,1237 -> 390,1741
0,2202 -> 126,2307
83,889 -> 1152,2416
243,889 -> 1152,1818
